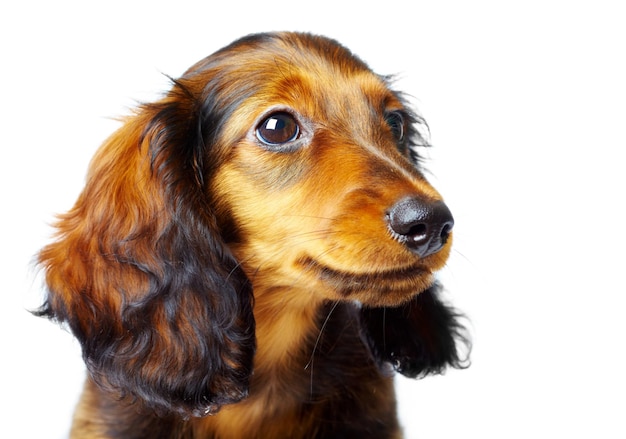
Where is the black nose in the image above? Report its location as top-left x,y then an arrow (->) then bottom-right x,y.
387,197 -> 454,258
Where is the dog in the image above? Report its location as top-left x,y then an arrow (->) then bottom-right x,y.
36,32 -> 469,438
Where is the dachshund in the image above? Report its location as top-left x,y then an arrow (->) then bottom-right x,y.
36,32 -> 469,438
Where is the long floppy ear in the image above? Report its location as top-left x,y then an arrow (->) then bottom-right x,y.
36,85 -> 255,418
360,283 -> 470,377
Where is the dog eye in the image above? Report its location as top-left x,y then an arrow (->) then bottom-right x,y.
256,112 -> 300,146
385,111 -> 405,142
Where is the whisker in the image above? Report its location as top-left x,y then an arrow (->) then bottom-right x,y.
275,229 -> 337,245
225,227 -> 336,285
452,247 -> 473,265
304,300 -> 340,398
286,243 -> 341,289
264,213 -> 336,221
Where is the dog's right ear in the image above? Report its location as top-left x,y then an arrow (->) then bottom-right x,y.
35,82 -> 255,418
360,283 -> 470,378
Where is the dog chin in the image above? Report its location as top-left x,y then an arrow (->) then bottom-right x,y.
299,256 -> 435,307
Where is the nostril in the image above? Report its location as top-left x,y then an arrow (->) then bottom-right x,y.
387,197 -> 454,257
407,223 -> 428,240
440,221 -> 453,244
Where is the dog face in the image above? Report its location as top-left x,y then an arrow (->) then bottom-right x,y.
198,33 -> 453,307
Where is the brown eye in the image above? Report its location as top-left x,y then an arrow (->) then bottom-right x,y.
385,111 -> 405,142
256,112 -> 300,146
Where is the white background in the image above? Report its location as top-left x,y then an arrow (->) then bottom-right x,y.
2,1 -> 625,438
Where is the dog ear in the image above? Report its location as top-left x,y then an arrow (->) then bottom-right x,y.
36,85 -> 255,418
359,283 -> 470,378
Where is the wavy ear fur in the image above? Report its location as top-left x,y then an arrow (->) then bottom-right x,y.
360,283 -> 470,378
36,83 -> 255,417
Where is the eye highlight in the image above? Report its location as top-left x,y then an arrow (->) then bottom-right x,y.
256,112 -> 300,146
385,111 -> 405,143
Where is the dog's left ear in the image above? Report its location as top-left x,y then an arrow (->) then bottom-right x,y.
360,283 -> 470,377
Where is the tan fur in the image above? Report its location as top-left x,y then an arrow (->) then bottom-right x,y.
211,67 -> 450,307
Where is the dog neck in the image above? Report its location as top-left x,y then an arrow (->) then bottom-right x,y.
251,285 -> 327,376
191,284 -> 396,438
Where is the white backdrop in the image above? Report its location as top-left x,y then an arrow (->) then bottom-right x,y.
2,1 -> 625,438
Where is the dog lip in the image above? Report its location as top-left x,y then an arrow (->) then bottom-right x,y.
299,256 -> 428,287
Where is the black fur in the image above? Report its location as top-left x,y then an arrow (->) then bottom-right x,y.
360,283 -> 470,378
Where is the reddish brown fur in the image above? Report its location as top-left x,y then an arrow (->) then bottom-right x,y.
37,32 -> 468,438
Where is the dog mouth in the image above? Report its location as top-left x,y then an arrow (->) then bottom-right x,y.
298,256 -> 433,299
